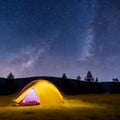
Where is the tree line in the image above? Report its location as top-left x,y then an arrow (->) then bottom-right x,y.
1,71 -> 119,95
62,70 -> 120,82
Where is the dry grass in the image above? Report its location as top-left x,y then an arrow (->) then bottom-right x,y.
0,94 -> 120,120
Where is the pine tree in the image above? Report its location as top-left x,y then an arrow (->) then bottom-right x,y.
62,73 -> 67,79
7,73 -> 15,79
95,77 -> 99,82
5,72 -> 16,94
84,71 -> 94,82
76,76 -> 81,81
112,78 -> 119,82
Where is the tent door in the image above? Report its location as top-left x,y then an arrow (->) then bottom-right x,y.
20,88 -> 40,106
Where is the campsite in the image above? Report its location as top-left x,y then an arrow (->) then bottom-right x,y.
0,76 -> 120,120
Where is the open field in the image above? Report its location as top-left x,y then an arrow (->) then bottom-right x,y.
0,94 -> 120,120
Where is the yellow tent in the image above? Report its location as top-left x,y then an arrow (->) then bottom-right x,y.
14,80 -> 64,106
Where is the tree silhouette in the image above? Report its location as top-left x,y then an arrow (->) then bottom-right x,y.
5,72 -> 16,94
7,73 -> 15,79
95,77 -> 99,82
62,73 -> 67,79
84,71 -> 94,82
111,78 -> 120,93
76,76 -> 81,81
112,78 -> 119,82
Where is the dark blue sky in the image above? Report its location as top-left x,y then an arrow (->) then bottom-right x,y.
0,0 -> 120,81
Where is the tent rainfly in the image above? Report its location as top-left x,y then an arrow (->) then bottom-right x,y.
14,80 -> 64,106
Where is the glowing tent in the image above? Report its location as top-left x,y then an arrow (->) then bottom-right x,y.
14,80 -> 64,106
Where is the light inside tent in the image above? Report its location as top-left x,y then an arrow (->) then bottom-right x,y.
20,89 -> 40,105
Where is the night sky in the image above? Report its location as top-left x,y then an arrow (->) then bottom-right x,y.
0,0 -> 120,81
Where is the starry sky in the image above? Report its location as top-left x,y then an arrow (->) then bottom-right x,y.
0,0 -> 120,81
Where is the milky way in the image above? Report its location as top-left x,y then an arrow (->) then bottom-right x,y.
0,0 -> 120,81
81,0 -> 97,60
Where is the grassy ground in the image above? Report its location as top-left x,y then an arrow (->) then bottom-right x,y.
0,94 -> 120,120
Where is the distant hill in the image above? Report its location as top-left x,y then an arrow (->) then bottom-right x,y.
101,82 -> 112,93
0,76 -> 119,95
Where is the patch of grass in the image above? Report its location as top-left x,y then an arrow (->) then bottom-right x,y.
23,111 -> 34,114
0,94 -> 120,120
